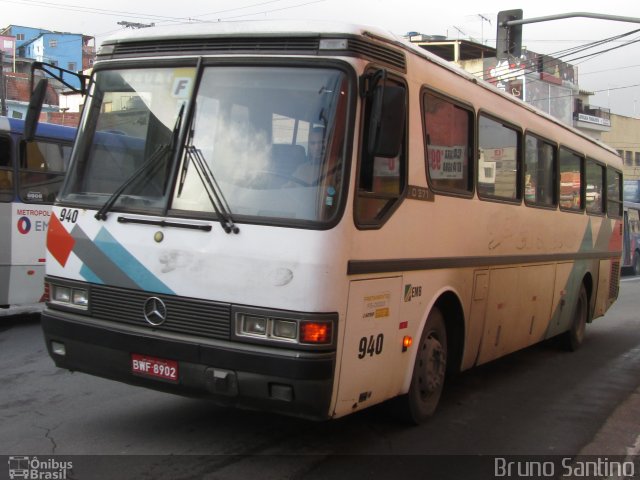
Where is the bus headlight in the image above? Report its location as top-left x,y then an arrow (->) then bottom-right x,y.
49,283 -> 89,310
273,319 -> 297,340
72,289 -> 89,307
242,315 -> 267,336
52,285 -> 71,303
234,308 -> 336,349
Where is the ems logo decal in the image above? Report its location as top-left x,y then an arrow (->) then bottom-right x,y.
404,284 -> 422,302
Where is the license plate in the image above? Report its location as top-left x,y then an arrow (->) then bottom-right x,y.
131,353 -> 178,382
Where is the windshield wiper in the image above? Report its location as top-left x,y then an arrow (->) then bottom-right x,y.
185,145 -> 239,234
177,103 -> 195,198
95,105 -> 185,221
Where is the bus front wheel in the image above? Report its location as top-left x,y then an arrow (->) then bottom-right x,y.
395,307 -> 448,424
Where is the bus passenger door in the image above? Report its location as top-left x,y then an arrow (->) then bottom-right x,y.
334,277 -> 402,417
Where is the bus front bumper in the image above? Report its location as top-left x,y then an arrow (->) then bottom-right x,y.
41,309 -> 335,420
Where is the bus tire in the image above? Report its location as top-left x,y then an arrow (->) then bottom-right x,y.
633,251 -> 640,276
562,283 -> 588,352
395,307 -> 448,424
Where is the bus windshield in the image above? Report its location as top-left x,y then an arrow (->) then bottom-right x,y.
63,65 -> 349,225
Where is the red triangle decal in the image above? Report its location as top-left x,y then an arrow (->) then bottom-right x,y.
47,213 -> 75,267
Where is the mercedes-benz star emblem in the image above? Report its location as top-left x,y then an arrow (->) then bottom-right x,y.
143,297 -> 167,326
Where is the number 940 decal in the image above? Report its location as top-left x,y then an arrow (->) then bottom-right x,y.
59,208 -> 79,223
358,334 -> 384,359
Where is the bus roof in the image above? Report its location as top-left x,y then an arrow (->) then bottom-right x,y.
101,20 -> 398,45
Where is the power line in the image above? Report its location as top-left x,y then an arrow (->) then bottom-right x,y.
191,0 -> 293,20
581,63 -> 640,76
3,0 -> 329,38
523,82 -> 640,105
164,0 -> 328,23
473,29 -> 640,85
0,0 -> 190,23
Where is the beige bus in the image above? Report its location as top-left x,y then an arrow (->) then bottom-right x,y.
35,21 -> 622,423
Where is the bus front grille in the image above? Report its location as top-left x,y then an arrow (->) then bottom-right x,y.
90,285 -> 231,340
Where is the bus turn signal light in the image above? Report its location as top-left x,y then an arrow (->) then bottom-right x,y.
402,336 -> 413,352
300,322 -> 332,344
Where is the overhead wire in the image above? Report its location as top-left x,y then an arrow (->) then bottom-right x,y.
0,0 -> 190,23
580,63 -> 640,76
468,28 -> 640,83
4,0 -> 330,42
4,0 -> 330,41
206,0 -> 327,21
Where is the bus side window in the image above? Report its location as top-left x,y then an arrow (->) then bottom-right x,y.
356,76 -> 407,227
18,140 -> 72,203
607,169 -> 622,218
524,134 -> 556,207
477,114 -> 520,202
423,90 -> 473,194
0,136 -> 14,201
585,158 -> 605,215
559,147 -> 583,212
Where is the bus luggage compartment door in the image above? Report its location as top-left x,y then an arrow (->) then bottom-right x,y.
334,276 -> 402,417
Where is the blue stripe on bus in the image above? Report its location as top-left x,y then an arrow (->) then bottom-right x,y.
93,227 -> 174,295
79,263 -> 103,285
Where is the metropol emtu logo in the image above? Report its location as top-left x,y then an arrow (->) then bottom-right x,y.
16,216 -> 32,234
16,215 -> 50,235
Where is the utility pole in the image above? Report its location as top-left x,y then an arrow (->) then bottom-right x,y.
477,14 -> 492,46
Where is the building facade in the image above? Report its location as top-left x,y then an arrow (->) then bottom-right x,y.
601,114 -> 640,181
409,36 -> 612,140
0,25 -> 93,123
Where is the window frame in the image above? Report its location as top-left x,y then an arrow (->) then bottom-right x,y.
421,86 -> 475,198
585,157 -> 606,217
64,57 -> 358,231
606,167 -> 623,219
476,110 -> 522,205
523,130 -> 558,210
354,68 -> 408,230
558,145 -> 585,214
18,138 -> 73,204
0,134 -> 16,202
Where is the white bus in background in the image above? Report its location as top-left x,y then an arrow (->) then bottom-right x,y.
0,117 -> 75,314
30,21 -> 623,423
622,201 -> 640,275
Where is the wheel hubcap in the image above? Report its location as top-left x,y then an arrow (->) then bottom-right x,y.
418,333 -> 446,397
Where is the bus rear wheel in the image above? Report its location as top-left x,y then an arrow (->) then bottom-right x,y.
633,251 -> 640,276
562,283 -> 588,351
395,307 -> 448,424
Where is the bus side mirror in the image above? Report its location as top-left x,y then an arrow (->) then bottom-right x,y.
24,78 -> 49,141
367,84 -> 406,158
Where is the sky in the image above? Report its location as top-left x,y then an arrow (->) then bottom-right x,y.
2,0 -> 639,117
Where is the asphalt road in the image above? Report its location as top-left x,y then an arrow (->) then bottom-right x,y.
1,277 -> 640,479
